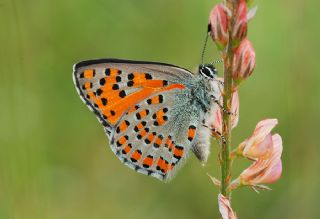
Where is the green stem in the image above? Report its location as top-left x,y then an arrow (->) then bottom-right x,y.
220,0 -> 238,198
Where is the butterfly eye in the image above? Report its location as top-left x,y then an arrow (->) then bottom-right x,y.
199,64 -> 217,79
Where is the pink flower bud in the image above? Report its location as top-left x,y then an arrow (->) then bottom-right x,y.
211,90 -> 239,134
239,134 -> 283,185
238,119 -> 278,160
209,4 -> 229,50
232,39 -> 256,83
232,0 -> 248,43
218,194 -> 237,219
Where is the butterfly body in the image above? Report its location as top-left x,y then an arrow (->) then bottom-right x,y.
73,59 -> 221,181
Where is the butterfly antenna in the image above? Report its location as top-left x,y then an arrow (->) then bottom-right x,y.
201,25 -> 211,64
211,59 -> 224,64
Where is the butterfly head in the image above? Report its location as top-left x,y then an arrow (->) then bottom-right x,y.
199,64 -> 217,80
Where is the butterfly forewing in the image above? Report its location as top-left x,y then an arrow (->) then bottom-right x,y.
73,59 -> 193,132
73,59 -> 201,181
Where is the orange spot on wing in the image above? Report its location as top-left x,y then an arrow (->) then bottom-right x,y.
84,82 -> 92,90
122,144 -> 132,154
150,95 -> 161,104
84,69 -> 94,78
154,136 -> 162,147
156,157 -> 169,174
173,146 -> 184,159
157,157 -> 164,169
118,136 -> 127,145
165,137 -> 174,151
132,72 -> 148,84
118,120 -> 129,132
157,110 -> 165,118
131,150 -> 142,161
157,118 -> 166,126
146,133 -> 155,143
188,126 -> 196,141
138,109 -> 149,119
139,128 -> 148,138
136,122 -> 145,131
154,109 -> 167,125
143,156 -> 153,167
87,91 -> 95,99
110,68 -> 120,76
163,161 -> 169,173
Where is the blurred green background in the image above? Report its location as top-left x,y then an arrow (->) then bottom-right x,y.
1,0 -> 319,218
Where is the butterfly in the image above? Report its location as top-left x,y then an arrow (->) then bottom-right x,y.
73,58 -> 224,181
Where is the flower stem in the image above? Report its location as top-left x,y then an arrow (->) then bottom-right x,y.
220,0 -> 238,198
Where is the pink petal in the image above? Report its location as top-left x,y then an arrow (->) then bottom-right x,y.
243,133 -> 273,160
253,119 -> 278,140
259,134 -> 283,183
238,119 -> 278,159
271,134 -> 283,160
260,160 -> 282,184
240,134 -> 283,185
218,194 -> 237,219
240,159 -> 270,184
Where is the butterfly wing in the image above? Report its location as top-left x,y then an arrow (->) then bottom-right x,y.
73,58 -> 203,181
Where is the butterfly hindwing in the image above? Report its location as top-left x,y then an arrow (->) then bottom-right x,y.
73,59 -> 201,181
112,88 -> 201,181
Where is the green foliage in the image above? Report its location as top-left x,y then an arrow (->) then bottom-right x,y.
1,0 -> 319,218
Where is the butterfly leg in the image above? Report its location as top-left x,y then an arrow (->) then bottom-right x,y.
211,95 -> 233,116
202,124 -> 226,144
